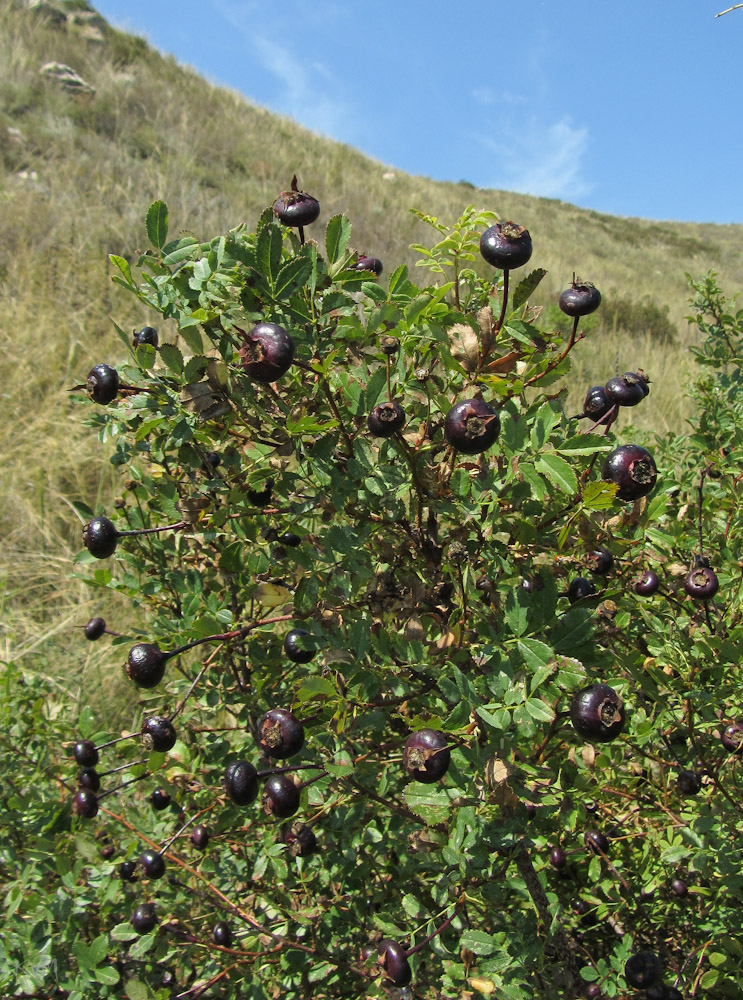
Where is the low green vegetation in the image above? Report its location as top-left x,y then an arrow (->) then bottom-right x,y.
2,0 -> 743,689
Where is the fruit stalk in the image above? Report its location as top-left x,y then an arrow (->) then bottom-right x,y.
493,269 -> 510,333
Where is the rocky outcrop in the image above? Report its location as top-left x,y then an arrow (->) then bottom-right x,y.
39,62 -> 96,95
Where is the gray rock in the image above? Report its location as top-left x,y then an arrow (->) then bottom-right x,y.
24,0 -> 66,25
39,62 -> 95,95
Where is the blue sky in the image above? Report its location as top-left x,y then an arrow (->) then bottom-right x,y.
92,1 -> 742,224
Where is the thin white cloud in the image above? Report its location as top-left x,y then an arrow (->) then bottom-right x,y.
472,88 -> 528,108
212,0 -> 352,139
478,116 -> 591,201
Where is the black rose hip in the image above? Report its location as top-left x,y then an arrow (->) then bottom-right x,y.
403,729 -> 451,783
273,175 -> 320,229
602,444 -> 657,501
86,364 -> 119,405
257,708 -> 305,759
368,401 -> 405,438
239,322 -> 294,383
570,684 -> 626,743
559,281 -> 601,317
444,398 -> 500,455
480,221 -> 533,270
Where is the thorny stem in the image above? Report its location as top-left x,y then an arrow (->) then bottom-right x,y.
391,435 -> 427,535
176,968 -> 234,1000
511,838 -> 580,990
294,360 -> 354,455
160,812 -> 201,854
531,706 -> 566,762
103,807 -> 344,966
118,520 -> 188,538
405,901 -> 462,956
98,772 -> 148,799
697,467 -> 708,558
167,614 -> 296,659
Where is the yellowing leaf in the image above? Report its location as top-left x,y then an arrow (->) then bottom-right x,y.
254,582 -> 293,607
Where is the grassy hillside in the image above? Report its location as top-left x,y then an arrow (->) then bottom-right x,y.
2,0 -> 742,712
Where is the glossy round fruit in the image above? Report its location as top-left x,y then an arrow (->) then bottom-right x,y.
212,921 -> 232,947
634,569 -> 661,596
273,178 -> 320,228
191,824 -> 209,850
624,951 -> 661,989
558,281 -> 601,317
567,577 -> 597,603
141,715 -> 177,753
258,708 -> 305,759
78,768 -> 100,793
480,221 -> 533,270
605,371 -> 650,407
377,939 -> 412,987
86,364 -> 119,405
549,847 -> 567,870
73,739 -> 99,767
285,822 -> 317,857
119,860 -> 137,882
150,787 -> 171,811
224,761 -> 259,805
585,547 -> 613,575
721,721 -> 743,752
83,516 -> 119,558
602,444 -> 657,501
580,385 -> 614,421
403,729 -> 451,783
283,628 -> 316,664
239,322 -> 295,383
683,566 -> 719,600
585,986 -> 603,1000
584,830 -> 610,854
278,531 -> 301,547
139,850 -> 165,880
72,788 -> 99,818
444,398 -> 500,455
367,401 -> 405,438
356,254 -> 383,276
203,451 -> 221,470
671,878 -> 688,897
571,684 -> 626,742
133,326 -> 158,348
131,902 -> 158,934
263,774 -> 300,819
84,616 -> 106,640
676,769 -> 702,796
126,643 -> 167,689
